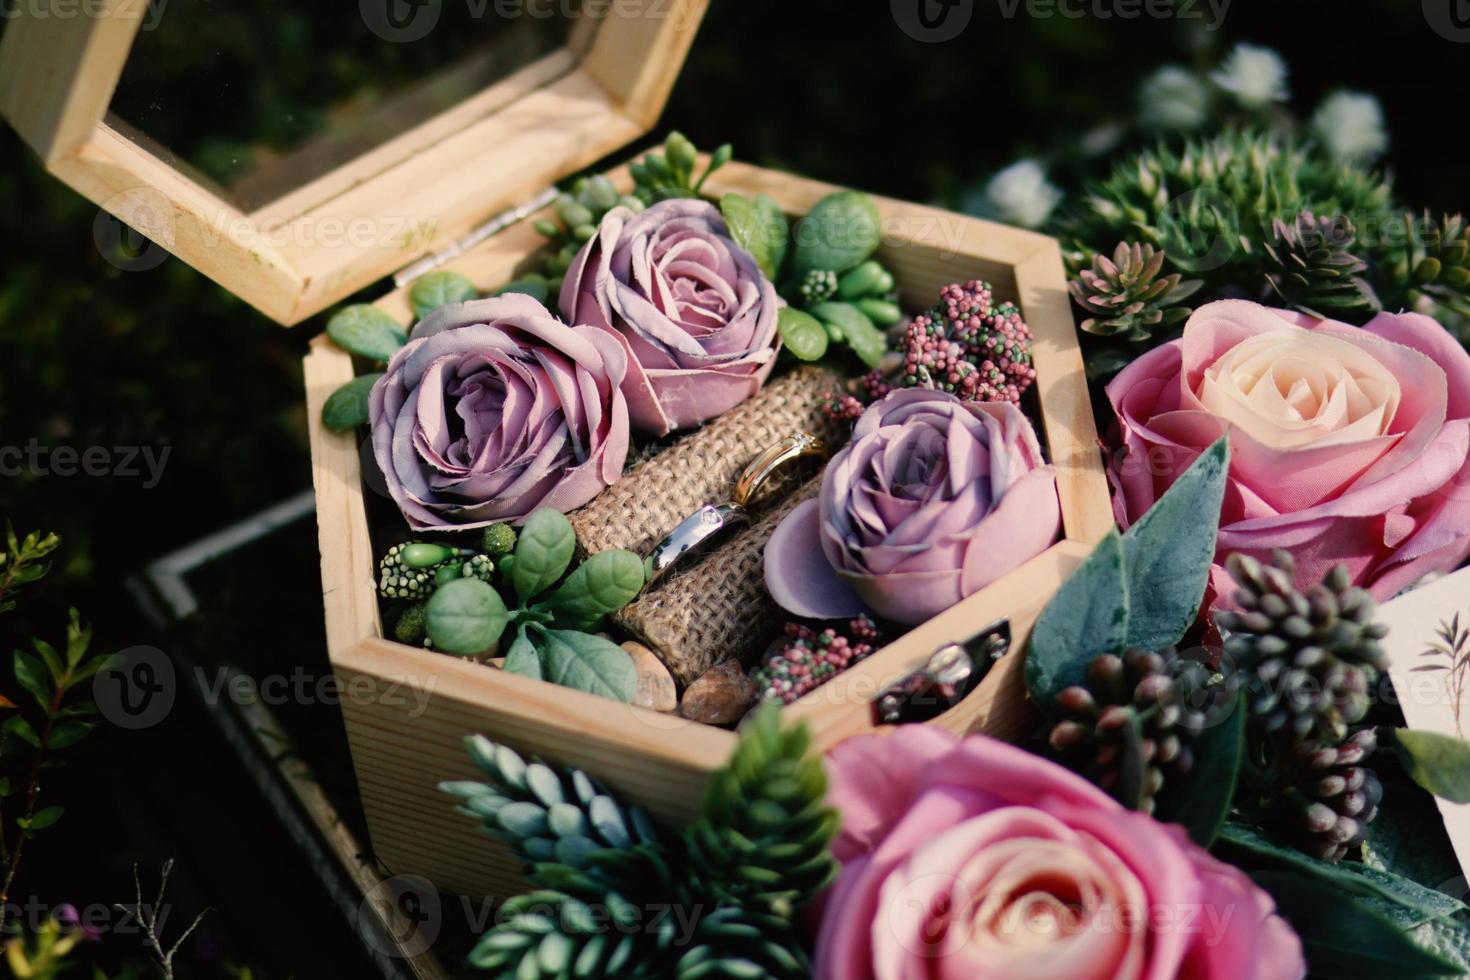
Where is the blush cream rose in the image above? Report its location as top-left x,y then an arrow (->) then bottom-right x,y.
1108,300 -> 1470,601
814,727 -> 1306,980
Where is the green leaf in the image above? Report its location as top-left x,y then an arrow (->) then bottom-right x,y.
3,715 -> 38,747
1025,529 -> 1129,709
808,301 -> 886,368
503,627 -> 542,679
23,806 -> 63,832
409,270 -> 478,320
1120,435 -> 1230,649
495,275 -> 551,304
321,373 -> 384,432
325,304 -> 407,361
1113,709 -> 1147,810
541,550 -> 644,627
1156,689 -> 1244,847
792,191 -> 882,276
31,638 -> 63,684
12,649 -> 51,710
775,307 -> 828,362
720,193 -> 789,282
1393,729 -> 1470,803
512,509 -> 577,603
426,579 -> 509,656
534,629 -> 636,703
1251,871 -> 1462,979
46,720 -> 94,750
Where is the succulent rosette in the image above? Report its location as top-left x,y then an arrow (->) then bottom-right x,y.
1107,299 -> 1470,601
559,198 -> 781,435
369,294 -> 630,530
765,388 -> 1060,625
815,727 -> 1306,980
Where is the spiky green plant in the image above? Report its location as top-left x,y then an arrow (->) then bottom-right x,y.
1263,212 -> 1380,318
1069,242 -> 1202,341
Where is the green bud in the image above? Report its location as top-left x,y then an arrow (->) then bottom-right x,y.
534,219 -> 561,239
619,195 -> 646,214
394,603 -> 429,645
556,199 -> 594,230
499,555 -> 515,576
435,563 -> 465,588
856,298 -> 902,326
837,261 -> 886,300
574,224 -> 597,242
664,131 -> 698,179
401,542 -> 457,569
583,175 -> 620,211
482,523 -> 517,557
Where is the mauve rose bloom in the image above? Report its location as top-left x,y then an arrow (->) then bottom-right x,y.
370,294 -> 629,530
815,727 -> 1306,980
1107,300 -> 1470,602
765,388 -> 1060,626
559,198 -> 780,435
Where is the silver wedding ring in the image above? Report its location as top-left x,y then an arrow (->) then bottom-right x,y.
642,433 -> 827,587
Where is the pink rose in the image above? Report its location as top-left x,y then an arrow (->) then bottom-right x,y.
764,388 -> 1059,625
370,294 -> 630,529
815,727 -> 1306,980
559,198 -> 781,435
1108,300 -> 1470,602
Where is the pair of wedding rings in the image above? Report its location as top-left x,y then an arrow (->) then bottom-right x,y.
642,433 -> 828,586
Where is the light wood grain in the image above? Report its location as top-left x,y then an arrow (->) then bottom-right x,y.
581,0 -> 711,128
0,0 -> 145,163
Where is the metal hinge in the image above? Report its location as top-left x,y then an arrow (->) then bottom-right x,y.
393,186 -> 559,288
871,620 -> 1012,725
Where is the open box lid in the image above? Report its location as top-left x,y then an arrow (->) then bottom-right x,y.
0,0 -> 709,325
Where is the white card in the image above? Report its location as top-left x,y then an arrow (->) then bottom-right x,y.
1379,567 -> 1470,879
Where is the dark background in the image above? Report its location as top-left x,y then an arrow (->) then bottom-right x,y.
0,0 -> 1465,974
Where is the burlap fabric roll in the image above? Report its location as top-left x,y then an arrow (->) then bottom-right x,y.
615,477 -> 821,687
568,366 -> 846,559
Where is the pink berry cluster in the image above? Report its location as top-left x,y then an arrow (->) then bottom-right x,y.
819,390 -> 866,423
902,280 -> 1036,403
754,615 -> 881,705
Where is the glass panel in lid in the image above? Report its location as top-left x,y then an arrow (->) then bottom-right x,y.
109,0 -> 593,213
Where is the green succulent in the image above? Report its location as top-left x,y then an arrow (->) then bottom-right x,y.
1263,212 -> 1380,318
1069,241 -> 1202,341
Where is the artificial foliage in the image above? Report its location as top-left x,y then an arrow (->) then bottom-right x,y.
1262,211 -> 1379,317
442,704 -> 831,979
1069,242 -> 1201,341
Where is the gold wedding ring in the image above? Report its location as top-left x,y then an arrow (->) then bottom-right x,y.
642,433 -> 828,586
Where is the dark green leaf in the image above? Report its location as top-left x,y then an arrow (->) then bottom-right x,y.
426,579 -> 509,656
1156,689 -> 1244,847
720,193 -> 789,282
409,270 -> 478,320
535,629 -> 636,703
775,307 -> 828,362
1251,871 -> 1462,979
1025,529 -> 1129,709
12,650 -> 51,710
321,373 -> 384,432
512,509 -> 577,603
809,301 -> 886,368
46,720 -> 94,750
31,638 -> 63,684
503,627 -> 542,679
3,715 -> 38,747
495,276 -> 551,304
1120,435 -> 1230,649
1393,729 -> 1470,803
541,550 -> 644,627
24,806 -> 64,832
792,191 -> 882,276
325,304 -> 407,361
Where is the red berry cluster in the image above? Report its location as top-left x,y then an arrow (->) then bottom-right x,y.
902,281 -> 1036,404
754,616 -> 881,705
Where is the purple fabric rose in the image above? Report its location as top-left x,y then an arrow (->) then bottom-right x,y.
369,294 -> 630,530
559,198 -> 781,435
765,388 -> 1061,625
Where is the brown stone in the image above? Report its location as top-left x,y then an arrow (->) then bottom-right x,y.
623,641 -> 677,713
677,660 -> 758,726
